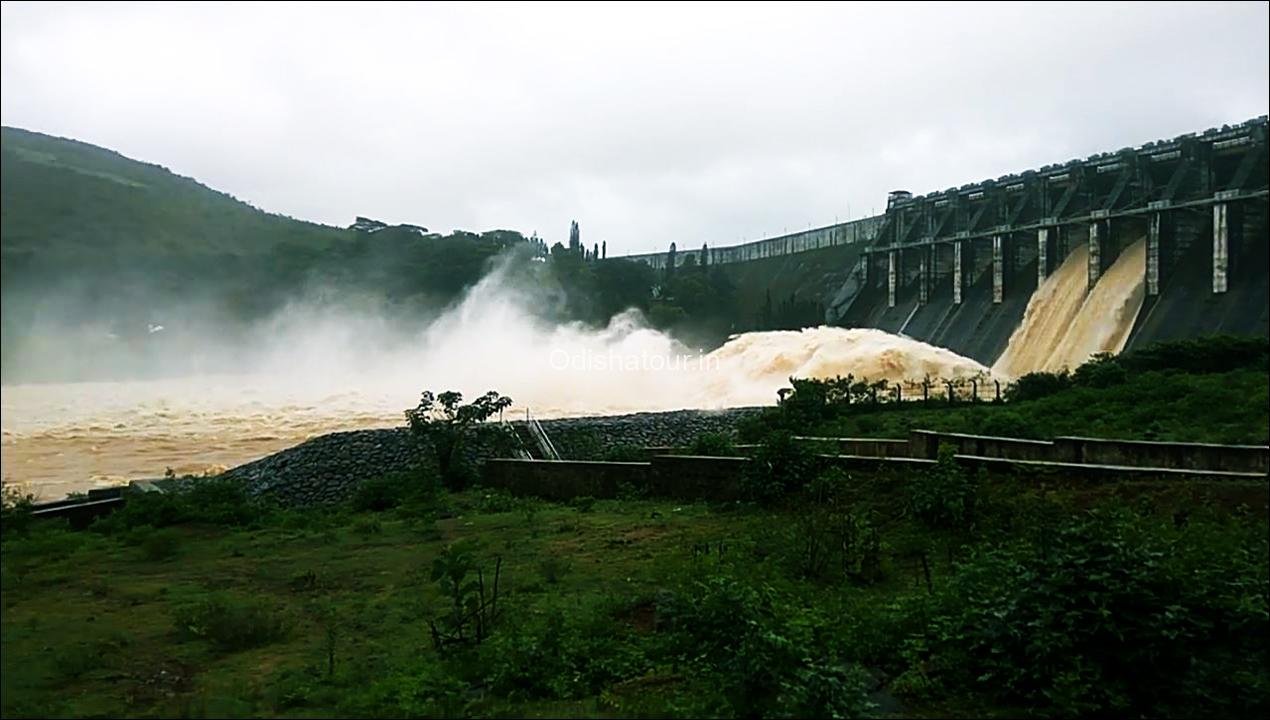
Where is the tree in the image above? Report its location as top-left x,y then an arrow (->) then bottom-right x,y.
405,390 -> 513,490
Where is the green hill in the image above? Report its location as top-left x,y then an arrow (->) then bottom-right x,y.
1,126 -> 350,259
0,128 -> 535,382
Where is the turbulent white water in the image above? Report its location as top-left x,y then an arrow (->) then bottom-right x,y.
993,238 -> 1146,377
2,263 -> 994,499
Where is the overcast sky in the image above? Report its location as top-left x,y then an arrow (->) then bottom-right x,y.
2,2 -> 1267,254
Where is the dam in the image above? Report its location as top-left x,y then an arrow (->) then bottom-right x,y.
626,115 -> 1270,367
3,118 -> 1267,499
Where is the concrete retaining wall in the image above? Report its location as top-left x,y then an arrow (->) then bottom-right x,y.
1052,437 -> 1269,473
482,449 -> 1267,505
480,459 -> 650,501
482,455 -> 752,502
959,454 -> 1268,482
797,436 -> 909,459
908,430 -> 1055,461
649,455 -> 750,501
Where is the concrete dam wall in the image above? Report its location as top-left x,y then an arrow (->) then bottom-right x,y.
628,116 -> 1269,373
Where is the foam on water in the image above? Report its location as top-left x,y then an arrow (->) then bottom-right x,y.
3,266 -> 994,497
993,238 -> 1146,377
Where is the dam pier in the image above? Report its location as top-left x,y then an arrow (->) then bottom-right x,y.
626,116 -> 1269,366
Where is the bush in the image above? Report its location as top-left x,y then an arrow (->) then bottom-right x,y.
174,593 -> 288,652
913,506 -> 1270,716
1003,370 -> 1071,402
94,479 -> 262,534
482,603 -> 651,701
338,659 -> 467,717
1120,334 -> 1268,374
742,432 -> 818,504
466,486 -> 526,514
602,444 -> 647,462
539,556 -> 570,585
183,478 -> 262,526
686,432 -> 738,456
568,495 -> 596,513
350,474 -> 411,512
907,444 -> 976,530
977,409 -> 1041,439
135,527 -> 181,561
791,469 -> 883,584
660,574 -> 875,718
1,484 -> 36,538
351,517 -> 382,536
1072,352 -> 1129,388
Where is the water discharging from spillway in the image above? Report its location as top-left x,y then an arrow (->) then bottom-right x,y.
993,237 -> 1146,378
4,236 -> 1154,499
3,318 -> 992,498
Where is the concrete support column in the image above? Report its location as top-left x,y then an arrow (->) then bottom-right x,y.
991,235 -> 1004,304
918,248 -> 930,305
952,241 -> 963,305
1088,221 -> 1104,289
1213,203 -> 1229,294
1037,228 -> 1050,287
887,250 -> 898,308
1147,213 -> 1162,296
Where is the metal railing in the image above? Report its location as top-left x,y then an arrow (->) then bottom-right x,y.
525,412 -> 562,461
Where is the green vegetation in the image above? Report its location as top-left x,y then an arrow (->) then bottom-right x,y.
405,390 -> 514,490
0,127 -> 752,382
4,448 -> 1265,718
740,335 -> 1270,445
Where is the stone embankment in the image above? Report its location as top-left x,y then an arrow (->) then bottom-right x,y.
210,407 -> 763,506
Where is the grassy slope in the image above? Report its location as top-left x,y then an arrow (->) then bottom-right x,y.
1,126 -> 348,259
4,475 -> 1265,719
772,369 -> 1270,445
1,496 -> 746,718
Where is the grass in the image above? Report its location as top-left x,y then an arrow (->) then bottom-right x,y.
738,367 -> 1270,445
3,472 -> 1265,718
1,493 -> 743,717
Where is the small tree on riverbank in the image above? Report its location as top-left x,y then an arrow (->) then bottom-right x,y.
406,390 -> 513,490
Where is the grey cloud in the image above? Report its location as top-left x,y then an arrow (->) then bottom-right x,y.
2,1 -> 1266,254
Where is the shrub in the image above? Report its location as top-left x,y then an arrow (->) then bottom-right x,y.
1072,352 -> 1128,388
568,495 -> 596,513
1,484 -> 36,538
977,409 -> 1041,439
792,469 -> 882,584
174,593 -> 288,652
183,478 -> 262,526
351,477 -> 402,512
483,603 -> 650,701
1120,334 -> 1268,374
907,444 -> 976,530
742,432 -> 818,504
94,478 -> 262,534
914,506 -> 1270,716
602,444 -> 647,462
660,574 -> 875,718
467,486 -> 525,514
351,517 -> 382,536
405,390 -> 512,491
1003,370 -> 1071,402
539,556 -> 570,585
137,527 -> 182,561
338,659 -> 467,717
686,432 -> 738,456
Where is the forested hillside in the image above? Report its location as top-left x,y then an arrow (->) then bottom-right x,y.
1,128 -> 744,382
0,128 -> 537,380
